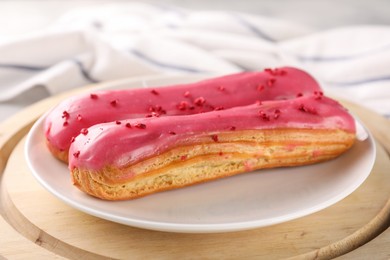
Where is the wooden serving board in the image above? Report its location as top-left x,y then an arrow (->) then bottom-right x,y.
1,78 -> 390,259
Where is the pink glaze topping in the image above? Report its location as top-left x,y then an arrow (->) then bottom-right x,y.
45,67 -> 321,153
69,95 -> 356,171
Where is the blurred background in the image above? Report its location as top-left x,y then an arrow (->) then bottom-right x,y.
1,0 -> 390,121
0,0 -> 390,36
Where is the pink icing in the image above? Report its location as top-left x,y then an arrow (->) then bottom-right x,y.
69,95 -> 356,171
44,67 -> 321,153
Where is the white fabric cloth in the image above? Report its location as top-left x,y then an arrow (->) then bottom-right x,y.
1,3 -> 390,122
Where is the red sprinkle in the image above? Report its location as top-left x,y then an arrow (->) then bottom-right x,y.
274,109 -> 281,119
181,155 -> 187,161
183,91 -> 191,98
63,121 -> 69,127
257,84 -> 265,91
110,99 -> 118,107
151,89 -> 159,95
259,110 -> 270,121
314,91 -> 324,100
266,78 -> 276,87
298,104 -> 317,114
77,114 -> 82,121
169,131 -> 176,135
214,106 -> 224,111
296,93 -> 303,97
218,85 -> 225,91
219,151 -> 223,156
146,112 -> 160,118
230,126 -> 236,131
90,93 -> 98,99
134,123 -> 146,129
70,137 -> 75,143
177,101 -> 189,111
80,128 -> 88,135
265,68 -> 287,76
73,151 -> 80,158
194,97 -> 206,106
62,111 -> 70,119
149,105 -> 166,114
211,134 -> 219,142
125,123 -> 132,128
115,120 -> 121,125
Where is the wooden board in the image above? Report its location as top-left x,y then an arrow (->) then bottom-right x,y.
1,80 -> 390,259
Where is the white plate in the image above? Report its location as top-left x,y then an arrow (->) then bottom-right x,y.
25,75 -> 376,233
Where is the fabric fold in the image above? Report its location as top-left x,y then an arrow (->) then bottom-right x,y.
0,2 -> 389,121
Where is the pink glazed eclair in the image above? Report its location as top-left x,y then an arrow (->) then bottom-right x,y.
44,67 -> 321,162
69,95 -> 356,200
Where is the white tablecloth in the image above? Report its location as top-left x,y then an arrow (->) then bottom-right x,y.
1,2 -> 390,122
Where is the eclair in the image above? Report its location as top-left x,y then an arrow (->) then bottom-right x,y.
44,67 -> 321,162
69,95 -> 356,200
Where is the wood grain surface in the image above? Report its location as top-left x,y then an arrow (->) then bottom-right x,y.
0,77 -> 389,259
